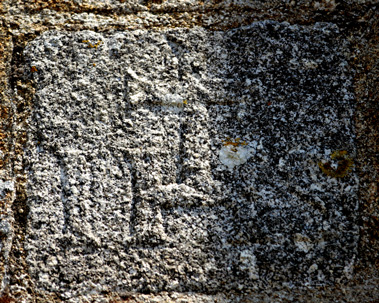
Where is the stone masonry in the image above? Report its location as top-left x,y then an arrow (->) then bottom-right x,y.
0,1 -> 378,302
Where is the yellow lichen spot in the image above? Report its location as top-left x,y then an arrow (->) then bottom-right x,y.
331,150 -> 348,159
222,137 -> 248,152
93,40 -> 103,48
318,150 -> 354,178
183,99 -> 188,105
83,40 -> 103,48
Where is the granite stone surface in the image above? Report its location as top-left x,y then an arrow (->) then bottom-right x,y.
23,21 -> 359,301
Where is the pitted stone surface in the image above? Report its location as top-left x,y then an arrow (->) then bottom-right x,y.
24,21 -> 358,300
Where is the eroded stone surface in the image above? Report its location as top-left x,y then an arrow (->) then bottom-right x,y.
24,21 -> 358,300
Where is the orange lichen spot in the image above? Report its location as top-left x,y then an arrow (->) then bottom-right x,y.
93,63 -> 96,66
267,101 -> 272,106
83,40 -> 103,49
30,66 -> 38,73
222,137 -> 247,152
318,150 -> 354,178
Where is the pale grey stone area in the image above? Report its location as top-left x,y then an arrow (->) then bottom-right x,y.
0,179 -> 14,289
24,21 -> 358,300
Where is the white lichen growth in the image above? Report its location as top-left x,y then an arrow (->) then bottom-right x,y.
219,138 -> 253,170
162,93 -> 184,107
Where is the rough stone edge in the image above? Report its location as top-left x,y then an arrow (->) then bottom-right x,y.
352,3 -> 379,271
0,1 -> 378,302
0,1 -> 14,292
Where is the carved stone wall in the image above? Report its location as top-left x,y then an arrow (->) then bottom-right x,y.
0,1 -> 378,302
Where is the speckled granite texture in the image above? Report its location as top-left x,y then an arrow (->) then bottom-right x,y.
22,21 -> 359,301
1,0 -> 379,302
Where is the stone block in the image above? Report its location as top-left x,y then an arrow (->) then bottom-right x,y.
24,21 -> 358,299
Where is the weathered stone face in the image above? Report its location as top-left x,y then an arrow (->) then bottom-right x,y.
24,21 -> 358,299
